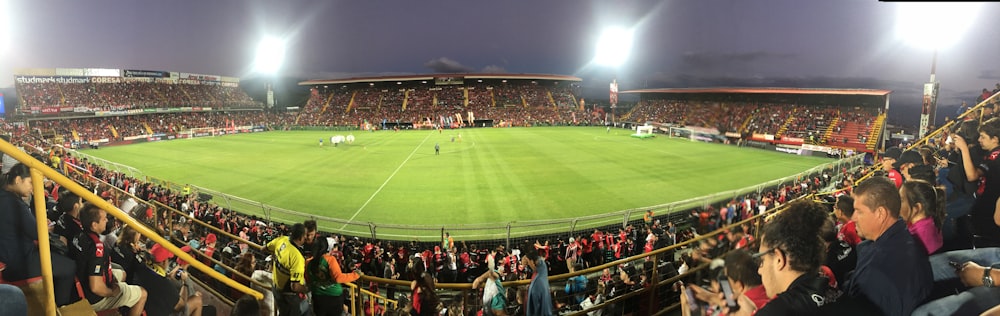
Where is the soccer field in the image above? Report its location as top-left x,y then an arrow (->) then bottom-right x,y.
81,127 -> 831,231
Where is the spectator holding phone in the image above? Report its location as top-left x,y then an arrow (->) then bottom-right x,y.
754,199 -> 879,315
138,243 -> 203,316
685,249 -> 770,314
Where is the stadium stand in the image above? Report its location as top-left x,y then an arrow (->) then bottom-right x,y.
17,75 -> 975,315
15,80 -> 260,110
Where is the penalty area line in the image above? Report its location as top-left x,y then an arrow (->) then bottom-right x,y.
341,130 -> 433,229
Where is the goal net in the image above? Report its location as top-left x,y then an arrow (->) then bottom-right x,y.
668,126 -> 693,140
668,125 -> 721,142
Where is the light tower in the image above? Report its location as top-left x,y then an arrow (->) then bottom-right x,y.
897,3 -> 979,138
254,36 -> 286,109
595,26 -> 633,126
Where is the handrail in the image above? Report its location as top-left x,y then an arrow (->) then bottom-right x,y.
31,168 -> 57,315
0,139 -> 264,302
153,200 -> 264,250
352,194 -> 801,316
189,272 -> 236,307
168,235 -> 271,290
343,282 -> 398,315
63,159 -> 272,296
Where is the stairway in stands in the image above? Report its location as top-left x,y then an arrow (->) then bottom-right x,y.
825,116 -> 880,152
865,114 -> 886,150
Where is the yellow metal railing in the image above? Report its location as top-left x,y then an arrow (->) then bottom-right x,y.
354,195 -> 809,315
343,282 -> 398,316
0,139 -> 264,316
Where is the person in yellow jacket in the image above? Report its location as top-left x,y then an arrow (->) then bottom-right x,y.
266,223 -> 309,316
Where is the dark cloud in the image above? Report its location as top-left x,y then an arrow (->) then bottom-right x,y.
977,70 -> 1000,81
294,71 -> 416,80
481,65 -> 507,73
679,51 -> 797,71
424,57 -> 474,73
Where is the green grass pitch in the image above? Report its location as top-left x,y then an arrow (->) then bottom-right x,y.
81,127 -> 831,230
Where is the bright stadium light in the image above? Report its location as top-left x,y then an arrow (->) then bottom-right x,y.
896,2 -> 981,138
1,0 -> 11,57
594,26 -> 634,67
896,3 -> 980,50
254,36 -> 286,74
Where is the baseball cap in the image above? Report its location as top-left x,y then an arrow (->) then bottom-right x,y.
906,165 -> 936,183
881,147 -> 902,160
893,150 -> 924,169
175,245 -> 193,266
205,233 -> 217,245
149,244 -> 175,263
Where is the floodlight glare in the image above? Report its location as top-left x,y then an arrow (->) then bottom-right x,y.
1,0 -> 11,56
896,3 -> 980,50
254,37 -> 286,74
594,26 -> 634,67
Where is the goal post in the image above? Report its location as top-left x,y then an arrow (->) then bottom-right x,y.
668,125 -> 722,142
668,126 -> 694,141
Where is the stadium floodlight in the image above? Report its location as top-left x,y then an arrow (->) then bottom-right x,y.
1,0 -> 11,57
594,26 -> 634,67
896,2 -> 980,138
896,3 -> 980,51
254,36 -> 286,75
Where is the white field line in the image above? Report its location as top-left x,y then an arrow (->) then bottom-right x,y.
341,131 -> 433,229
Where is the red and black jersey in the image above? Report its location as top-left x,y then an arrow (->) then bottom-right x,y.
458,252 -> 470,273
475,248 -> 489,266
71,232 -> 114,304
433,252 -> 445,272
580,237 -> 592,254
976,148 -> 1000,197
592,231 -> 605,249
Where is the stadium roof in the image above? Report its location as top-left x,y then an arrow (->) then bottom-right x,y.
298,73 -> 582,86
621,87 -> 892,107
621,87 -> 891,96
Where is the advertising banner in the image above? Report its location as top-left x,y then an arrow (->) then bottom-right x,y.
123,69 -> 170,78
83,68 -> 121,77
123,77 -> 154,83
16,76 -> 90,84
91,77 -> 121,84
180,72 -> 220,82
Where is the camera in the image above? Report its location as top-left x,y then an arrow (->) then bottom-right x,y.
174,269 -> 184,280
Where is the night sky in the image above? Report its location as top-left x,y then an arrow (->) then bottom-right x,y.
3,0 -> 999,127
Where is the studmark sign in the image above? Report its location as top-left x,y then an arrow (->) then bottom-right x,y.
15,76 -> 90,84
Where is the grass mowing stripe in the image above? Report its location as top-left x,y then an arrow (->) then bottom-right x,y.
81,127 -> 832,228
343,130 -> 434,227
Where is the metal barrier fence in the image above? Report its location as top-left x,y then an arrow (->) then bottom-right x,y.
68,146 -> 866,243
359,194 -> 805,316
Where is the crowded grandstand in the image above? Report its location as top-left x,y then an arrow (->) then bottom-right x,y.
2,66 -> 1000,316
